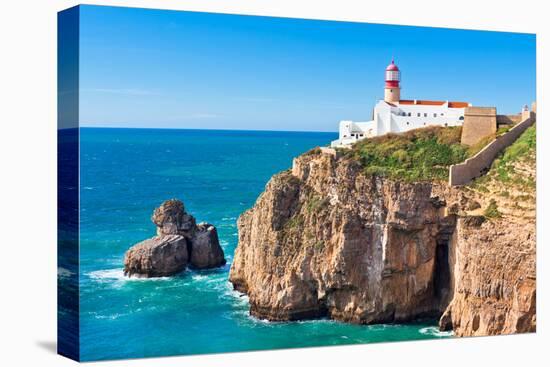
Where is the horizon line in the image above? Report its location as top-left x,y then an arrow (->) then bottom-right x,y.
61,126 -> 339,134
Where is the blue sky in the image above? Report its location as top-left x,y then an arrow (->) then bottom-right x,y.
78,5 -> 536,132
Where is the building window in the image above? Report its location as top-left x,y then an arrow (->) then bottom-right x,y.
433,113 -> 437,117
441,113 -> 444,116
408,112 -> 411,117
417,113 -> 421,117
406,122 -> 410,125
444,123 -> 448,127
424,113 -> 428,117
423,122 -> 426,126
459,116 -> 464,120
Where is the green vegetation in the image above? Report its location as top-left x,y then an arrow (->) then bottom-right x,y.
347,126 -> 469,181
314,241 -> 325,251
305,193 -> 329,213
489,125 -> 536,189
483,199 -> 502,219
498,191 -> 510,198
304,147 -> 321,156
496,126 -> 511,136
285,214 -> 304,230
467,134 -> 495,157
497,125 -> 536,166
469,125 -> 536,217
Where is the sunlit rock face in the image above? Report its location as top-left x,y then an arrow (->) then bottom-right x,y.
229,149 -> 536,337
124,199 -> 225,278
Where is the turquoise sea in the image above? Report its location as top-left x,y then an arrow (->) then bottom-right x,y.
76,128 -> 450,361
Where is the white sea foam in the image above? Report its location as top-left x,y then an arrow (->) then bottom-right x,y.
88,268 -> 126,281
57,267 -> 74,278
191,274 -> 208,282
419,326 -> 454,337
94,313 -> 125,320
87,268 -> 173,286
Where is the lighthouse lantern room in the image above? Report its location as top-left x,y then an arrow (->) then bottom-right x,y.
384,58 -> 401,103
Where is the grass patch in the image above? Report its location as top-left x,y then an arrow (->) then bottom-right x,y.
499,125 -> 536,164
496,126 -> 511,136
483,199 -> 502,219
305,193 -> 329,213
468,134 -> 495,157
490,125 -> 536,186
347,126 -> 469,181
469,125 -> 536,194
285,214 -> 304,230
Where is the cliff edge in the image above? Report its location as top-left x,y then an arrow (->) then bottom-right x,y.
229,126 -> 536,336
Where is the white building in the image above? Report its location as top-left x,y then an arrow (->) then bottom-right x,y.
331,59 -> 471,147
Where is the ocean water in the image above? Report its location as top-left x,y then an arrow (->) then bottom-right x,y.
76,128 -> 450,361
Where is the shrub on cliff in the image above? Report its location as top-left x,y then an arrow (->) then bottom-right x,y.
348,126 -> 469,181
483,199 -> 502,219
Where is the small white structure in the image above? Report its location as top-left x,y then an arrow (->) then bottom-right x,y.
331,59 -> 471,147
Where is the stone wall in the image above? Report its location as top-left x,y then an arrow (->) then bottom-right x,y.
461,107 -> 497,146
497,114 -> 522,126
449,115 -> 535,186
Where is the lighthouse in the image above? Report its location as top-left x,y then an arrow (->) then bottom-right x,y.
331,59 -> 472,147
384,58 -> 401,103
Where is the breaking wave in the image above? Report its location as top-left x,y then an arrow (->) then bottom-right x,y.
419,326 -> 454,337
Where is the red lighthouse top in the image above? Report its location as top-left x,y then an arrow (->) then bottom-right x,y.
386,58 -> 400,72
385,58 -> 400,88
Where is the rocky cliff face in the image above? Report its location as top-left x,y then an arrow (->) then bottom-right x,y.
439,127 -> 536,336
124,199 -> 226,278
439,217 -> 536,336
229,145 -> 536,336
230,150 -> 456,323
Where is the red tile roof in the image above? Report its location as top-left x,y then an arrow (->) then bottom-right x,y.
448,102 -> 470,108
398,100 -> 469,108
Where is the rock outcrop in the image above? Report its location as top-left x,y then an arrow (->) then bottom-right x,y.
229,143 -> 536,336
230,150 -> 454,323
438,218 -> 536,336
123,235 -> 188,278
189,223 -> 226,269
124,199 -> 226,277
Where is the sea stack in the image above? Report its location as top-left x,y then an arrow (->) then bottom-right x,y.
124,199 -> 226,277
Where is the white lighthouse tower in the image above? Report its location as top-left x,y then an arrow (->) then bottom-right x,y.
384,58 -> 401,103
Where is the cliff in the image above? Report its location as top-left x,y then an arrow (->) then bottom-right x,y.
440,125 -> 536,336
229,126 -> 536,336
